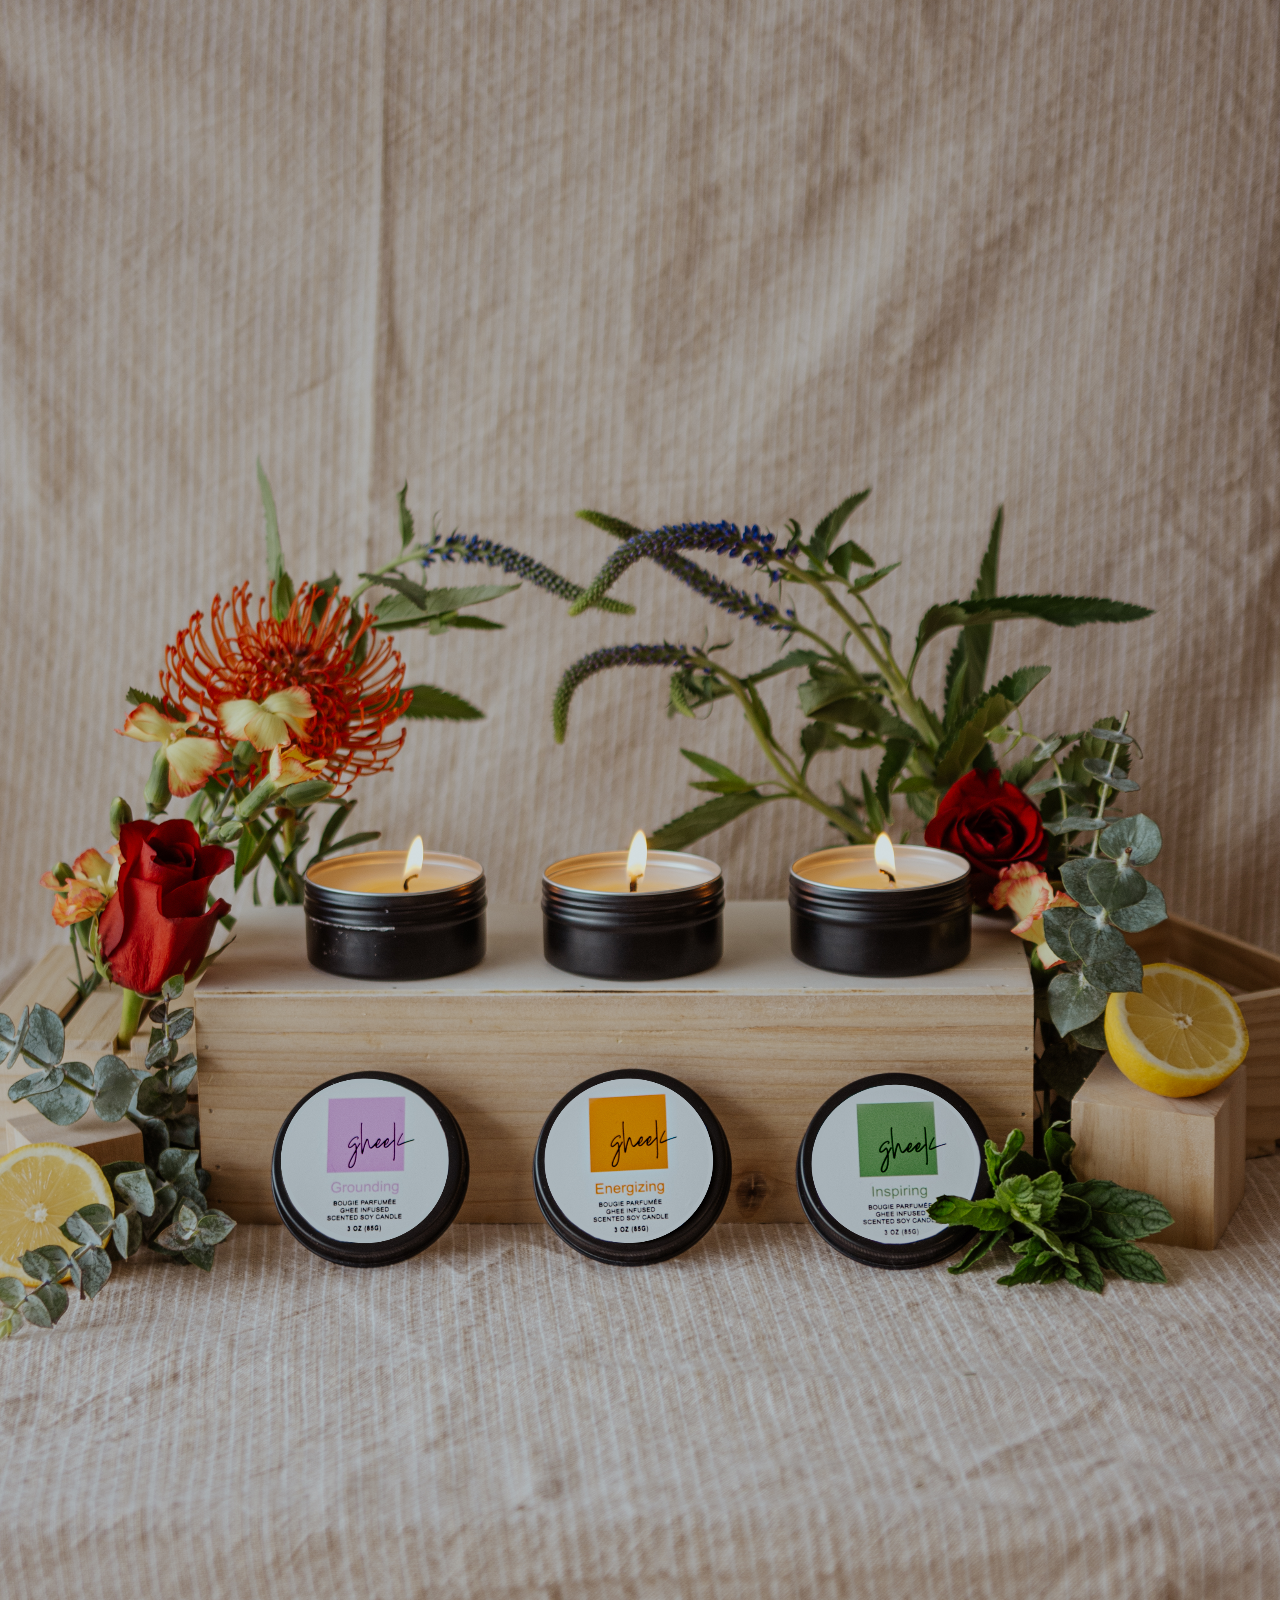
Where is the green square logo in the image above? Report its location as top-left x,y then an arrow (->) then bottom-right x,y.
856,1101 -> 940,1177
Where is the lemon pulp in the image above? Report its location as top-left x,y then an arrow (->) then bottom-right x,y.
0,1143 -> 114,1286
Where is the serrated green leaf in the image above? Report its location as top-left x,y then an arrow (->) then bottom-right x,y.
1067,1180 -> 1173,1241
927,1196 -> 1008,1230
649,791 -> 775,850
850,561 -> 901,593
396,483 -> 415,549
948,1226 -> 1007,1274
874,740 -> 913,813
810,490 -> 872,564
439,614 -> 505,631
934,667 -> 1051,789
1092,1241 -> 1168,1283
1070,1243 -> 1106,1292
401,684 -> 485,721
257,461 -> 295,621
1043,1122 -> 1076,1178
915,593 -> 1154,657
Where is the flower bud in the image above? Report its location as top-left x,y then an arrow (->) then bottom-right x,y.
144,747 -> 171,815
109,797 -> 133,839
235,778 -> 276,821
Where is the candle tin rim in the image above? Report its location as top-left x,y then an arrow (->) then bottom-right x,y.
533,1068 -> 732,1265
305,848 -> 484,898
271,1070 -> 469,1267
796,1072 -> 991,1270
542,848 -> 722,900
790,843 -> 969,891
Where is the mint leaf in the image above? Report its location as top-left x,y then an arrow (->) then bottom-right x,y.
1065,1180 -> 1172,1240
1091,1242 -> 1168,1283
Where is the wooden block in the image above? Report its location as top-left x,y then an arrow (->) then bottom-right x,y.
1072,1057 -> 1246,1249
194,903 -> 1035,1226
1238,987 -> 1280,1156
3,1107 -> 143,1167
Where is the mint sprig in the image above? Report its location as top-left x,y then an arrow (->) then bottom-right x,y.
929,1123 -> 1171,1292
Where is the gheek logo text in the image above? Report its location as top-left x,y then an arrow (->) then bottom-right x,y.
589,1093 -> 673,1172
855,1101 -> 943,1177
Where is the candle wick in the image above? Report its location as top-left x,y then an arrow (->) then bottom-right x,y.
879,869 -> 896,885
403,873 -> 419,892
629,876 -> 639,893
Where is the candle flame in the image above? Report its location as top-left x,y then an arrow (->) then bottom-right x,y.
403,835 -> 424,891
626,829 -> 647,889
874,832 -> 897,883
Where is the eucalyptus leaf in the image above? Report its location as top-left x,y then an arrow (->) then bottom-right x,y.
1099,813 -> 1162,865
181,1241 -> 217,1272
1068,1016 -> 1109,1051
1086,726 -> 1135,744
1086,859 -> 1148,911
22,1005 -> 65,1069
0,1278 -> 24,1309
1058,858 -> 1100,907
114,1168 -> 156,1216
1041,905 -> 1085,954
25,1082 -> 91,1125
162,974 -> 186,1002
1042,810 -> 1115,835
196,1210 -> 237,1245
1081,757 -> 1140,792
1081,943 -> 1144,995
159,1146 -> 200,1187
61,1060 -> 95,1092
145,1037 -> 177,1069
77,1247 -> 112,1299
61,1210 -> 107,1248
9,1069 -> 56,1102
112,1211 -> 143,1258
1067,917 -> 1127,965
1107,881 -> 1168,933
20,1294 -> 53,1328
1047,970 -> 1110,1034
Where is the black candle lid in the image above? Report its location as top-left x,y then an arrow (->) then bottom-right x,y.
796,1073 -> 991,1269
272,1071 -> 468,1267
533,1069 -> 731,1264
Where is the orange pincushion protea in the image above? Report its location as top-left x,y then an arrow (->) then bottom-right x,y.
161,583 -> 409,794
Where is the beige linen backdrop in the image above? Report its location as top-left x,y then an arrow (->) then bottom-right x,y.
1,2 -> 1277,994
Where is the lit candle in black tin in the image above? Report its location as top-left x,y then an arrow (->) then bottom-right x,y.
304,839 -> 486,981
541,832 -> 724,981
789,835 -> 971,977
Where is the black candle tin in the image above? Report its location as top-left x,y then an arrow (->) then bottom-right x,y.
541,851 -> 724,981
304,850 -> 486,981
789,845 -> 971,977
272,1070 -> 469,1267
796,1072 -> 991,1269
533,1069 -> 732,1264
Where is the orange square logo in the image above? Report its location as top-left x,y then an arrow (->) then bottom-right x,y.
588,1093 -> 670,1172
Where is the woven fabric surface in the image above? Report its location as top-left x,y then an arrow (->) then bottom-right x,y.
4,1162 -> 1280,1599
0,1 -> 1277,996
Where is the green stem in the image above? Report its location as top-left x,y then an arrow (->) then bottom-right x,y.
1088,711 -> 1130,859
116,989 -> 146,1051
349,548 -> 427,606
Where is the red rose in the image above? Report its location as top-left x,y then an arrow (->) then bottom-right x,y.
925,768 -> 1046,906
98,820 -> 233,995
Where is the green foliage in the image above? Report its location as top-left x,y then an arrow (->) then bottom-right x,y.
554,492 -> 1152,851
928,1124 -> 1171,1292
0,976 -> 237,1336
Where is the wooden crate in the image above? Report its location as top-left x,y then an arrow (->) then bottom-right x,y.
193,903 -> 1035,1226
1129,915 -> 1280,1157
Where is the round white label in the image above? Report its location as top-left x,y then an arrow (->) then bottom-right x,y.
542,1076 -> 715,1243
809,1082 -> 982,1245
278,1077 -> 450,1243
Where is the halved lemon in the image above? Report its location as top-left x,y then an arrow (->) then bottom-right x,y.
0,1143 -> 114,1286
1105,963 -> 1249,1098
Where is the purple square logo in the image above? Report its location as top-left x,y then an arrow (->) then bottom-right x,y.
327,1096 -> 409,1173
